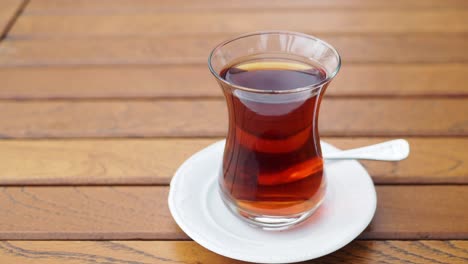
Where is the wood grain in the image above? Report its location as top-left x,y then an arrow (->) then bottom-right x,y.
0,186 -> 179,240
1,241 -> 467,264
0,139 -> 215,185
0,0 -> 23,38
1,64 -> 467,99
365,186 -> 468,239
23,0 -> 468,14
0,138 -> 466,185
0,186 -> 467,240
0,99 -> 465,138
0,35 -> 466,66
10,10 -> 468,37
2,0 -> 466,262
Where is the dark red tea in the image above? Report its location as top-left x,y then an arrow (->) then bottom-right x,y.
219,58 -> 328,216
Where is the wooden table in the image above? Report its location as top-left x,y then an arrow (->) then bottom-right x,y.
0,0 -> 467,263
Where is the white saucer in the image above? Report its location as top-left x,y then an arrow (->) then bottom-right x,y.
168,140 -> 376,263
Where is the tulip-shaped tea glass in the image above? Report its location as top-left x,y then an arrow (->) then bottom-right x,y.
208,31 -> 341,230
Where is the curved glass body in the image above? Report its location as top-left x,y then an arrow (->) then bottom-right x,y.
209,31 -> 341,229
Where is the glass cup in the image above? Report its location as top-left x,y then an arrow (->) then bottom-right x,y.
208,31 -> 341,230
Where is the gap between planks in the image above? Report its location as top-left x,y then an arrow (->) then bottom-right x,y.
0,0 -> 29,40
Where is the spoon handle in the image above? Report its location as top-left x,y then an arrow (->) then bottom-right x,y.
323,139 -> 410,161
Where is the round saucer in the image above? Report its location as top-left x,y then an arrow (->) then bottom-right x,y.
168,140 -> 376,263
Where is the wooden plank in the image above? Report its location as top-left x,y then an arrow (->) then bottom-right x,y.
0,0 -> 23,38
24,0 -> 468,14
0,186 -> 466,239
1,64 -> 467,99
0,35 -> 466,66
1,241 -> 467,264
0,138 -> 466,185
10,10 -> 468,37
0,99 -> 465,138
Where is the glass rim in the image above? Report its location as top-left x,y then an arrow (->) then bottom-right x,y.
208,30 -> 341,94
